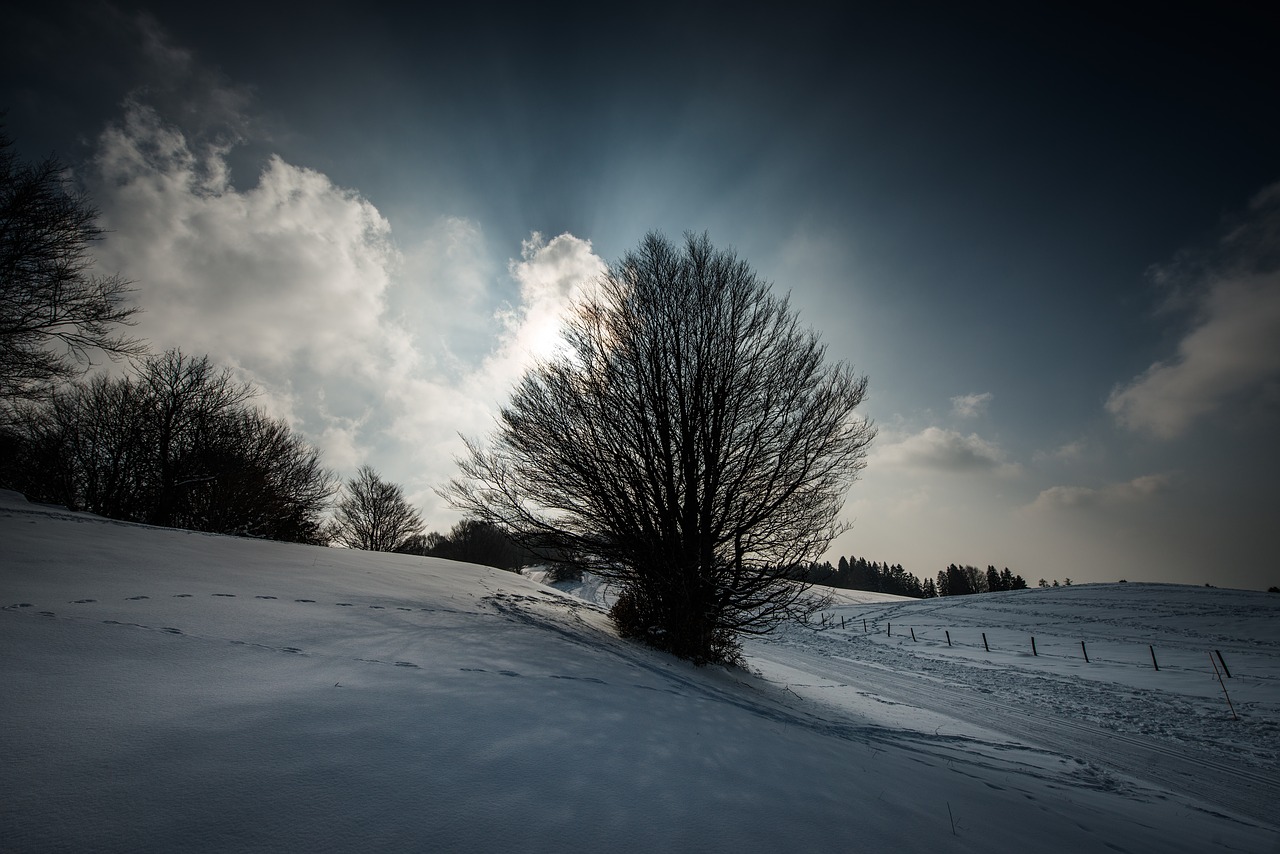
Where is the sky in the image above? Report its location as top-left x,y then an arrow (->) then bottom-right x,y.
2,1 -> 1278,590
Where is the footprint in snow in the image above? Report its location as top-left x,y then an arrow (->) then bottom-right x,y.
295,599 -> 315,603
255,595 -> 277,600
281,647 -> 303,654
498,670 -> 520,677
213,593 -> 236,598
39,611 -> 55,617
72,599 -> 96,604
396,607 -> 412,611
161,627 -> 183,635
173,594 -> 192,598
369,605 -> 384,609
549,675 -> 606,684
394,661 -> 419,668
336,603 -> 353,607
6,603 -> 34,609
126,595 -> 149,600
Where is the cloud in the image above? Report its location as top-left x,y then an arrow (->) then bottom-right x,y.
875,427 -> 1017,474
1107,183 -> 1280,438
385,233 -> 605,463
1028,474 -> 1171,512
479,232 -> 607,391
1033,439 -> 1085,464
85,97 -> 605,527
93,101 -> 404,382
950,392 -> 992,418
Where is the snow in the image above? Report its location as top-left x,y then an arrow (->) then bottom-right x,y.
3,491 -> 1277,852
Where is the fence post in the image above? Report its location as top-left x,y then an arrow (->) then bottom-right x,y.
888,623 -> 892,638
1150,645 -> 1159,671
982,632 -> 989,652
945,630 -> 952,647
1081,640 -> 1089,663
1215,650 -> 1231,678
841,616 -> 846,629
1210,652 -> 1238,720
863,618 -> 867,634
1031,636 -> 1037,656
910,627 -> 917,642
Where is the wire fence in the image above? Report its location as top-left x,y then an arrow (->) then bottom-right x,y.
803,610 -> 1246,685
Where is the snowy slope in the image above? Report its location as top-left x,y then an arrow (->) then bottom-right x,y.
3,492 -> 1277,852
748,585 -> 1280,832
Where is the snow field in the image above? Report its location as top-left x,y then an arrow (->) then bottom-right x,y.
3,493 -> 1277,852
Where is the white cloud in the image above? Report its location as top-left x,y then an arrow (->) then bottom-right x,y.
479,232 -> 607,392
950,392 -> 992,418
1107,183 -> 1280,438
94,102 -> 405,382
85,98 -> 606,529
874,427 -> 1018,475
1028,474 -> 1170,512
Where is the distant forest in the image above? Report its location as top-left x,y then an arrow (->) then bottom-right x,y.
791,557 -> 1029,599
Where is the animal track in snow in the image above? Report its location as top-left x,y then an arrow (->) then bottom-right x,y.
72,599 -> 96,604
212,593 -> 236,598
173,594 -> 192,598
394,661 -> 419,668
161,627 -> 183,635
295,599 -> 315,603
126,595 -> 149,600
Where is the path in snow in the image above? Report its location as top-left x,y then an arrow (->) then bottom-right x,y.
749,617 -> 1280,831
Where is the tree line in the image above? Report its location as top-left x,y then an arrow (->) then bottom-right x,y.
792,557 -> 1029,598
936,563 -> 1029,595
2,350 -> 334,543
791,556 -> 928,598
0,346 -> 540,572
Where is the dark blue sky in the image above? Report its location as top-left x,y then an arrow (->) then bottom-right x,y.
4,1 -> 1278,588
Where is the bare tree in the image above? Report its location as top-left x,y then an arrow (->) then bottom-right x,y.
135,349 -> 255,528
0,128 -> 144,414
443,232 -> 874,663
3,349 -> 334,544
177,407 -> 336,544
330,466 -> 425,552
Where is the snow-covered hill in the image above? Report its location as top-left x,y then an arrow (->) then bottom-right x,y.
3,492 -> 1277,852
